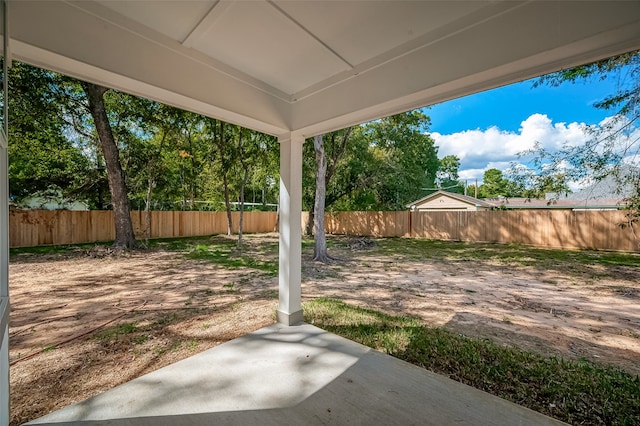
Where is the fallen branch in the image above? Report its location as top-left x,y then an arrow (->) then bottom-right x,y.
10,314 -> 79,338
10,301 -> 147,366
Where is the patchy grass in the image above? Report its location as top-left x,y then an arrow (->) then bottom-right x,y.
304,298 -> 640,426
95,322 -> 139,343
149,235 -> 278,275
371,238 -> 640,274
13,235 -> 639,274
10,242 -> 100,257
187,244 -> 277,275
146,236 -> 213,251
301,238 -> 337,249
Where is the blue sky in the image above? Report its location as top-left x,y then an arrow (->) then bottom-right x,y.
424,73 -> 628,185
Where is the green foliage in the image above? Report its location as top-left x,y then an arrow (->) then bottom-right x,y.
535,51 -> 639,116
95,322 -> 138,342
525,50 -> 640,222
438,155 -> 460,181
436,155 -> 465,194
521,174 -> 571,199
7,62 -> 280,214
149,236 -> 278,275
7,62 -> 93,201
304,111 -> 440,212
363,111 -> 439,209
8,62 -> 437,216
478,168 -> 524,198
187,244 -> 277,274
201,120 -> 279,215
305,298 -> 640,425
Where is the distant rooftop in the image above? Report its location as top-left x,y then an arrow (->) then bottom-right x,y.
566,165 -> 639,202
484,196 -> 625,210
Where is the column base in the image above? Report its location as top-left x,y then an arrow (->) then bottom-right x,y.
276,309 -> 304,326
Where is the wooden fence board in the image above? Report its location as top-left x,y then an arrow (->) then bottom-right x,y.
325,211 -> 409,237
9,210 -> 278,247
8,209 -> 638,252
408,210 -> 637,251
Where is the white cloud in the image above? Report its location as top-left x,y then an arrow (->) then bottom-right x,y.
430,113 -> 593,182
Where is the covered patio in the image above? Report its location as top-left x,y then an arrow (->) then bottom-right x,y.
26,323 -> 564,425
2,1 -> 640,424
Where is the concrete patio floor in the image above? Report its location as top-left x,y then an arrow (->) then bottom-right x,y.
26,323 -> 565,425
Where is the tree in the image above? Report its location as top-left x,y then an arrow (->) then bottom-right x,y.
8,61 -> 287,246
436,155 -> 465,194
527,50 -> 640,225
366,111 -> 440,209
478,169 -> 506,198
82,82 -> 136,248
515,172 -> 571,199
235,128 -> 273,247
207,119 -> 235,235
7,62 -> 92,201
9,63 -> 141,248
478,168 -> 524,198
302,111 -> 440,213
121,100 -> 185,239
311,134 -> 334,262
304,128 -> 352,235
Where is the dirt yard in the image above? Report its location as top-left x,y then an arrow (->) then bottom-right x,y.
8,234 -> 640,425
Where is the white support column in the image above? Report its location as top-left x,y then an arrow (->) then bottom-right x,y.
0,132 -> 8,426
1,0 -> 10,419
277,132 -> 304,326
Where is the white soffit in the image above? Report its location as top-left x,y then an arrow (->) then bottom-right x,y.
188,1 -> 351,94
9,1 -> 640,137
97,0 -> 216,42
274,1 -> 491,67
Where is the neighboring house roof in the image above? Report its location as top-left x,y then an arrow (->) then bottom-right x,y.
483,196 -> 625,210
407,190 -> 495,209
566,165 -> 639,202
408,191 -> 626,211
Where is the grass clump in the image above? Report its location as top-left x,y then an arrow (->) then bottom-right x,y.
304,298 -> 640,425
372,238 -> 640,275
187,244 -> 277,275
147,236 -> 217,251
95,322 -> 139,343
151,236 -> 278,275
10,242 -> 101,257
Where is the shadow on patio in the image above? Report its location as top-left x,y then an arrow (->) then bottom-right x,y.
26,323 -> 564,425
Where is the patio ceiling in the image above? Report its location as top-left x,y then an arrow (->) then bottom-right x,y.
9,0 -> 640,137
2,2 -> 640,420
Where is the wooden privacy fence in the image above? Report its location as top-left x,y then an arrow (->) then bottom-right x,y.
324,211 -> 410,237
8,209 -> 639,252
9,210 -> 277,248
409,210 -> 638,252
324,210 -> 638,252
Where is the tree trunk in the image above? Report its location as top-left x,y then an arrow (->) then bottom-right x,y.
143,133 -> 167,242
237,167 -> 249,248
222,173 -> 233,236
305,204 -> 315,236
82,82 -> 136,249
144,171 -> 154,242
213,120 -> 233,236
274,202 -> 279,232
312,134 -> 333,262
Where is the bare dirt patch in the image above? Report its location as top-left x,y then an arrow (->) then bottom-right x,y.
8,235 -> 640,425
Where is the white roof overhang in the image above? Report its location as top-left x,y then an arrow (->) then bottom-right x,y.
9,0 -> 640,137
